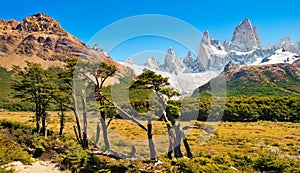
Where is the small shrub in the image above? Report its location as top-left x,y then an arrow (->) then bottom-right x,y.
0,141 -> 32,165
253,151 -> 290,173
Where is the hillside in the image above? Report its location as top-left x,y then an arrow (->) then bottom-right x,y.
194,59 -> 300,96
0,13 -> 134,78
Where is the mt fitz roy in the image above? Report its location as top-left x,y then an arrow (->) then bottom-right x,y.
121,18 -> 300,76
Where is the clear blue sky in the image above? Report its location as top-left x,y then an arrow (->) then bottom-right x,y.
1,0 -> 300,61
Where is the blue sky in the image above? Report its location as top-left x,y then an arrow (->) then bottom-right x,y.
1,0 -> 300,62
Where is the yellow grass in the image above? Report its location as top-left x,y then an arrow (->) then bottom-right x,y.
0,112 -> 299,159
0,111 -> 76,136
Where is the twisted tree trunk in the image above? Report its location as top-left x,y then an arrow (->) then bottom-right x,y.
167,124 -> 175,159
94,123 -> 101,148
100,111 -> 111,151
81,90 -> 89,149
174,124 -> 183,158
147,120 -> 157,161
72,83 -> 83,145
180,124 -> 193,158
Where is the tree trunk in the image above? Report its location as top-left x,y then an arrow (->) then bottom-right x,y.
129,146 -> 136,158
71,83 -> 83,145
59,103 -> 65,136
94,123 -> 101,148
147,120 -> 157,161
36,115 -> 41,134
180,124 -> 193,158
115,106 -> 147,131
35,102 -> 41,133
166,112 -> 176,126
100,112 -> 110,151
174,124 -> 183,158
81,90 -> 89,149
167,124 -> 174,159
155,91 -> 193,159
74,125 -> 80,143
41,111 -> 47,138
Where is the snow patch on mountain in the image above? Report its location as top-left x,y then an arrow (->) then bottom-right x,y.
119,61 -> 219,94
252,49 -> 299,65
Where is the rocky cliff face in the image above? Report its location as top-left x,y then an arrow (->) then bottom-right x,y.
198,30 -> 211,70
0,13 -> 134,78
160,47 -> 185,74
183,51 -> 203,72
0,20 -> 19,31
253,26 -> 263,49
143,47 -> 186,74
0,13 -> 87,61
272,37 -> 300,55
229,18 -> 262,52
15,13 -> 67,36
144,57 -> 160,69
197,30 -> 230,71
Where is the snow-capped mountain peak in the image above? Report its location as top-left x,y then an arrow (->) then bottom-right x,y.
119,18 -> 300,94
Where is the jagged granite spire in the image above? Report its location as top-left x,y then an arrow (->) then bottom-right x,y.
144,57 -> 160,69
229,18 -> 262,52
198,30 -> 212,70
201,30 -> 211,45
163,47 -> 185,74
184,51 -> 193,63
253,26 -> 263,49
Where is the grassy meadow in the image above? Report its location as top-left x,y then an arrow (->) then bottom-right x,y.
0,111 -> 299,172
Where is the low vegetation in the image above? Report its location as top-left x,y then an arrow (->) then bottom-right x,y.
0,113 -> 299,172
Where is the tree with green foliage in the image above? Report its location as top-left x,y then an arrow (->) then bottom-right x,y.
48,66 -> 73,136
11,62 -> 58,137
60,58 -> 89,148
130,70 -> 193,159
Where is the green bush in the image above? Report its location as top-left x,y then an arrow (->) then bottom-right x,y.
253,151 -> 290,173
0,141 -> 32,165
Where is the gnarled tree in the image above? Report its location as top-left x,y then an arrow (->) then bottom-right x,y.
130,70 -> 193,159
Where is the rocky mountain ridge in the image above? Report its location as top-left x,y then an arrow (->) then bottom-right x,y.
0,13 -> 134,78
195,59 -> 300,96
127,18 -> 299,74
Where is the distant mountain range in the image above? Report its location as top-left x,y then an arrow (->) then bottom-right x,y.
120,18 -> 300,94
122,18 -> 300,73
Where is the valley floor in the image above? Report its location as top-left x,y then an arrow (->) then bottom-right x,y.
0,112 -> 299,172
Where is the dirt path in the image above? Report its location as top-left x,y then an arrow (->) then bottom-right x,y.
6,161 -> 65,173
